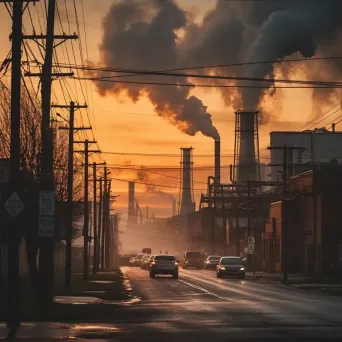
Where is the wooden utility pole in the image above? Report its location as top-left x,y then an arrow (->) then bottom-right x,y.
98,178 -> 103,271
74,140 -> 99,281
83,140 -> 89,281
105,180 -> 112,268
3,0 -> 25,330
101,166 -> 108,271
92,162 -> 97,274
53,102 -> 88,289
24,0 -> 76,308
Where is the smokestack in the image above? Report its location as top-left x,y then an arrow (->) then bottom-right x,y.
128,181 -> 136,224
235,111 -> 258,182
179,147 -> 195,216
215,139 -> 221,184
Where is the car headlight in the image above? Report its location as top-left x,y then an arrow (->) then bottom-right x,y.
240,267 -> 245,271
174,262 -> 178,266
219,266 -> 225,270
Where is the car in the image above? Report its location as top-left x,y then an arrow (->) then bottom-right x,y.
216,256 -> 246,279
129,257 -> 136,266
183,251 -> 202,269
146,255 -> 155,270
204,255 -> 221,269
150,255 -> 179,279
134,253 -> 147,267
140,254 -> 151,269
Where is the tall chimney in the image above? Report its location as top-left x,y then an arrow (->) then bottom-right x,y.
179,147 -> 195,216
235,111 -> 259,182
215,139 -> 221,184
128,181 -> 136,224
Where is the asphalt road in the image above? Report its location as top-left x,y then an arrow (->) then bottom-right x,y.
122,267 -> 342,341
1,267 -> 342,341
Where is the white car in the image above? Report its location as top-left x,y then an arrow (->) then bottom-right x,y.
149,255 -> 179,279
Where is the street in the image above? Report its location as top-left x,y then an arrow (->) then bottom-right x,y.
1,267 -> 342,340
124,267 -> 342,340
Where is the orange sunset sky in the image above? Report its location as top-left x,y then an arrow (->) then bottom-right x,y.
0,0 -> 340,222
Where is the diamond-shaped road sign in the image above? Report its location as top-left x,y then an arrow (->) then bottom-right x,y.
4,192 -> 25,218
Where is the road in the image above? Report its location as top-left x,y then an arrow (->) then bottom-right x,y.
1,267 -> 342,341
123,267 -> 342,341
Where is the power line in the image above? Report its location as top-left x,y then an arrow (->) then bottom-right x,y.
72,77 -> 341,89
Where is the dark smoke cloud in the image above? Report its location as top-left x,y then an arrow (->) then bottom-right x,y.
136,166 -> 175,202
95,0 -> 342,126
94,0 -> 219,139
242,0 -> 342,111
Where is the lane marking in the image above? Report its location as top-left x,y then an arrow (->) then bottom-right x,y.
179,279 -> 234,301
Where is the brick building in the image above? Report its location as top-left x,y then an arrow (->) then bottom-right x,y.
262,166 -> 342,280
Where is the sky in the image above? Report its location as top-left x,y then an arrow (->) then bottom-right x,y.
0,0 -> 341,225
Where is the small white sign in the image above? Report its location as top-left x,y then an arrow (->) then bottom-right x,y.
339,244 -> 342,262
39,216 -> 54,237
4,192 -> 25,218
248,236 -> 255,244
247,242 -> 255,254
39,190 -> 55,237
39,190 -> 55,215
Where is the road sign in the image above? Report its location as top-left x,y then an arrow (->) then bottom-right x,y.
339,244 -> 342,262
247,242 -> 254,254
39,190 -> 55,215
4,192 -> 25,218
39,190 -> 55,237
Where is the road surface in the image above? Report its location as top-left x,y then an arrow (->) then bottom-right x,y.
1,267 -> 341,341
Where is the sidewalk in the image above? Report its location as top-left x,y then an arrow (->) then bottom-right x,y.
0,268 -> 136,322
246,271 -> 306,283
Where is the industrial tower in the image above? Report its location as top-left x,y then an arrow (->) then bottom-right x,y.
233,110 -> 260,182
179,147 -> 195,215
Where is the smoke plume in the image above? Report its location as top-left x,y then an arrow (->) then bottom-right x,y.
94,0 -> 342,125
136,166 -> 175,202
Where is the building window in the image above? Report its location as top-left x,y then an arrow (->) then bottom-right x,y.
275,239 -> 281,262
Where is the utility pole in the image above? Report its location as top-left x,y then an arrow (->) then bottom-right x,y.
268,145 -> 305,282
101,166 -> 107,271
3,0 -> 25,330
84,140 -> 89,281
98,178 -> 103,272
53,102 -> 88,289
23,0 -> 76,309
105,180 -> 112,268
92,163 -> 97,274
88,162 -> 105,273
74,140 -> 99,281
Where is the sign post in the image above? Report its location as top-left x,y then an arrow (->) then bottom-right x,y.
39,190 -> 55,237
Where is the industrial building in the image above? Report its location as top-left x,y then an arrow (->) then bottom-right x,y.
262,165 -> 342,280
269,129 -> 342,181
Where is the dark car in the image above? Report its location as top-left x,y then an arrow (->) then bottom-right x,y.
216,256 -> 246,279
204,255 -> 221,269
183,251 -> 202,269
150,255 -> 179,279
